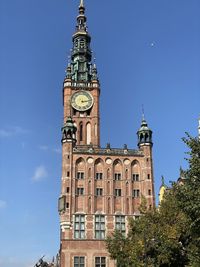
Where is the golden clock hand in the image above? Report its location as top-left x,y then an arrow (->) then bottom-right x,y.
81,99 -> 92,103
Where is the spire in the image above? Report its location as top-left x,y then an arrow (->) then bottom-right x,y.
79,0 -> 84,8
142,104 -> 145,121
77,0 -> 86,32
65,0 -> 98,83
137,115 -> 153,147
198,116 -> 200,140
161,175 -> 165,186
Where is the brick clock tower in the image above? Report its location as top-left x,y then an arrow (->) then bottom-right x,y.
58,1 -> 155,267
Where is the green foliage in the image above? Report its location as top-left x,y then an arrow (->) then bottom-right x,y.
106,230 -> 132,267
106,134 -> 200,267
176,133 -> 200,266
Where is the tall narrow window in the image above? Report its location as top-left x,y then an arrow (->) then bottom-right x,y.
74,215 -> 85,239
132,174 -> 140,181
96,188 -> 103,196
74,256 -> 85,267
88,197 -> 91,213
133,189 -> 140,198
114,173 -> 121,180
77,188 -> 84,195
80,123 -> 83,141
115,189 -> 122,197
107,181 -> 110,195
115,215 -> 126,235
96,173 -> 103,180
77,172 -> 84,179
86,123 -> 91,144
95,215 -> 105,239
95,257 -> 106,267
66,187 -> 70,193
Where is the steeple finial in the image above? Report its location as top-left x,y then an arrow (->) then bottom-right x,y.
198,116 -> 200,140
79,0 -> 84,8
161,175 -> 165,186
142,104 -> 145,121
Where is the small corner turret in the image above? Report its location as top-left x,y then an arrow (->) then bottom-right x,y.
137,115 -> 153,148
61,117 -> 77,145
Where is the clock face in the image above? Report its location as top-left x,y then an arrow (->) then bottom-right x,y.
71,91 -> 94,111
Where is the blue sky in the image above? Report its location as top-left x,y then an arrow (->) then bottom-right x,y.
0,0 -> 199,266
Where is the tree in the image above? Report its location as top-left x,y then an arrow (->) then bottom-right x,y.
106,193 -> 189,266
106,134 -> 200,266
106,194 -> 189,266
175,134 -> 200,266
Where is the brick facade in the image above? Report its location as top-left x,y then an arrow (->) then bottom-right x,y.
58,2 -> 155,267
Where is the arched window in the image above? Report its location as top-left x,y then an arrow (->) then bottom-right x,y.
113,159 -> 122,180
140,133 -> 144,142
131,160 -> 140,182
86,122 -> 91,144
80,122 -> 83,142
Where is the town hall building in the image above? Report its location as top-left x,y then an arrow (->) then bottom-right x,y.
58,1 -> 155,266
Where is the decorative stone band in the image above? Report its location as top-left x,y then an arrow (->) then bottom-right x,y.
63,81 -> 99,88
73,147 -> 144,156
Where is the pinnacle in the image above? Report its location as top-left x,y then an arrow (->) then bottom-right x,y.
79,0 -> 84,8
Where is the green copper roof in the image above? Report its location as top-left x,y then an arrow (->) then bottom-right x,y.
66,1 -> 98,83
137,116 -> 153,146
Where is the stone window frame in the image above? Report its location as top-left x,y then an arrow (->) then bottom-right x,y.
95,215 -> 105,239
114,173 -> 122,181
132,173 -> 140,181
132,189 -> 140,198
74,256 -> 85,267
95,172 -> 103,180
115,188 -> 122,197
74,215 -> 85,239
95,257 -> 106,267
115,215 -> 126,235
77,172 -> 84,179
96,188 -> 103,196
77,187 -> 84,196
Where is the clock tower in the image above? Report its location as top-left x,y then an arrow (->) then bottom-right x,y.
58,1 -> 155,267
63,0 -> 100,147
